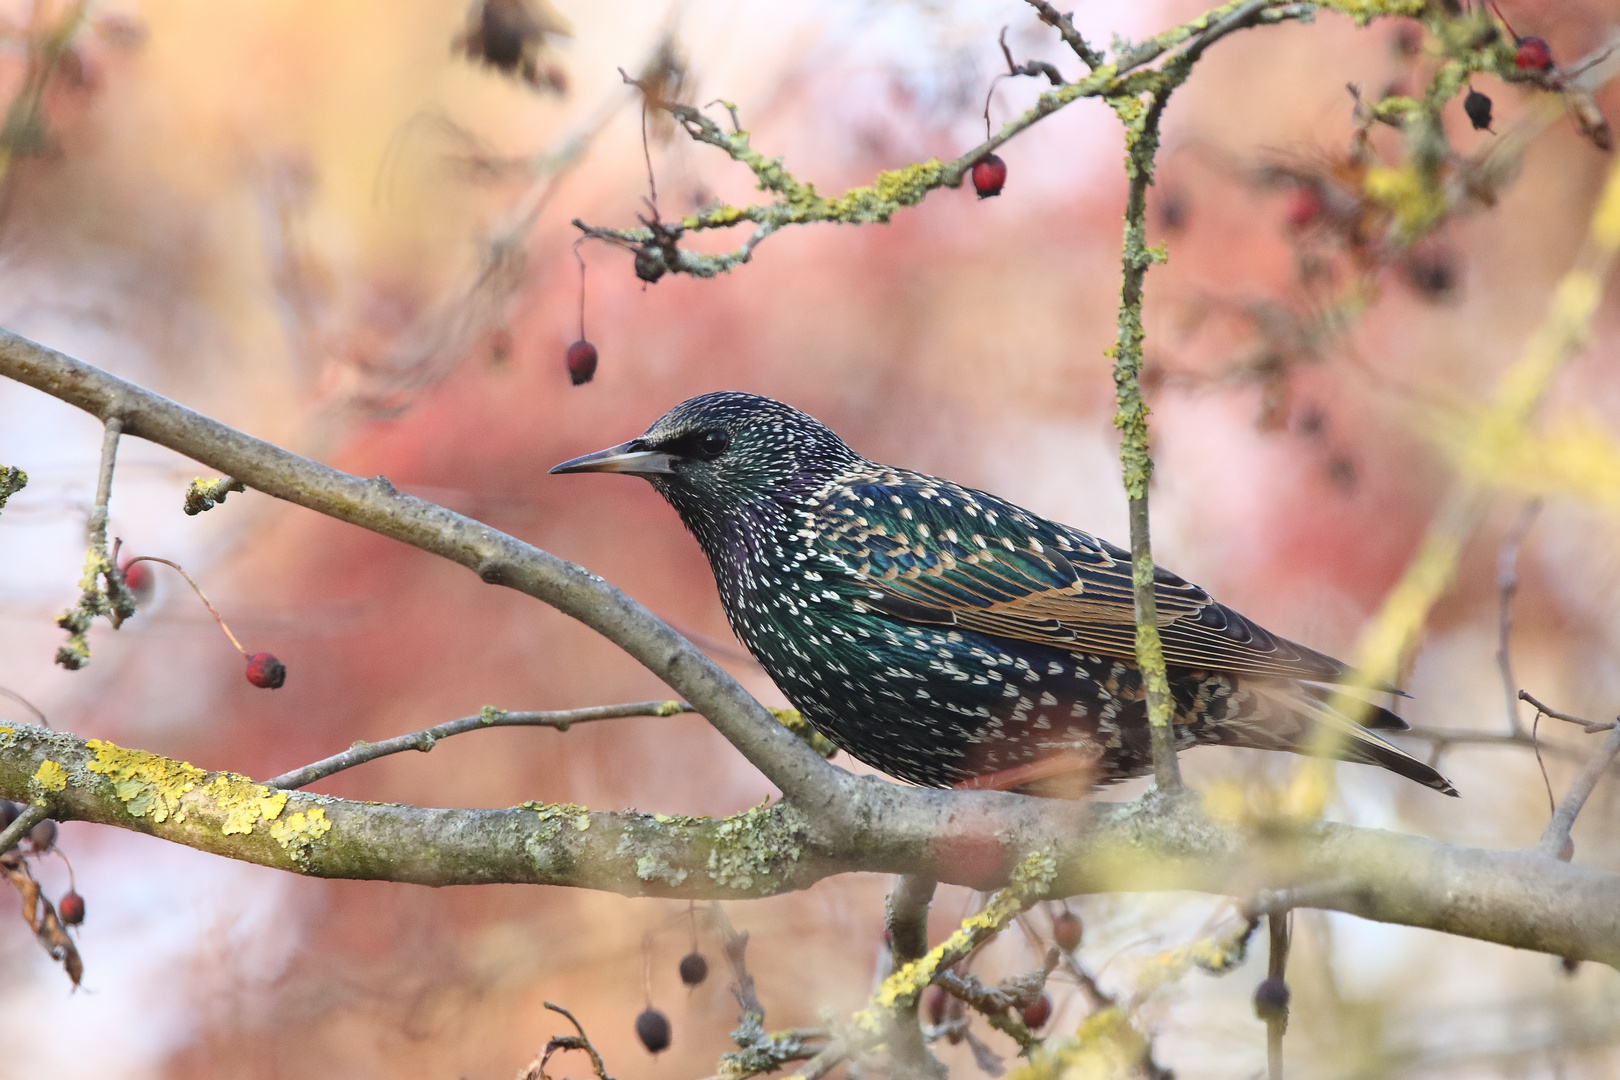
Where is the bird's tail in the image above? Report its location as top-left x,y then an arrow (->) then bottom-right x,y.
1241,683 -> 1459,796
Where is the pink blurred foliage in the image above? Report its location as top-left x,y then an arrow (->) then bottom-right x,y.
1,0 -> 1619,1076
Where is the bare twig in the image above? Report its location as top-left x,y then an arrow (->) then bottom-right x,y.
266,701 -> 695,789
1023,0 -> 1104,69
1521,691 -> 1617,734
0,686 -> 49,727
124,556 -> 249,656
0,801 -> 47,856
1265,912 -> 1291,1080
1538,720 -> 1620,861
1496,502 -> 1541,738
55,416 -> 135,668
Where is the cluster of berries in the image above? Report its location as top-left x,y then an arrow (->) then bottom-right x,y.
633,948 -> 709,1054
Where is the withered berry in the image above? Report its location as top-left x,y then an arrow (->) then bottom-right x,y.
1253,976 -> 1291,1022
1052,910 -> 1082,952
636,1007 -> 671,1054
566,340 -> 598,386
245,652 -> 287,689
29,817 -> 57,852
58,890 -> 85,926
678,951 -> 708,986
1515,36 -> 1553,71
1464,88 -> 1493,132
972,154 -> 1007,199
1021,993 -> 1052,1029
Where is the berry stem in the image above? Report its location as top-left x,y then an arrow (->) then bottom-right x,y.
124,556 -> 248,657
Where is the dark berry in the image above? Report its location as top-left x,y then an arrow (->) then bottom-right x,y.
28,817 -> 57,852
58,890 -> 85,926
245,652 -> 287,689
1464,88 -> 1493,132
121,558 -> 154,606
923,984 -> 947,1026
1402,244 -> 1458,301
635,1007 -> 671,1054
565,340 -> 598,386
678,951 -> 708,986
971,154 -> 1007,199
0,800 -> 18,833
1020,993 -> 1052,1029
1515,36 -> 1553,71
1052,910 -> 1082,952
1253,976 -> 1290,1022
1561,956 -> 1580,975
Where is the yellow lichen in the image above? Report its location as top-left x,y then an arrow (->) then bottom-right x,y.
85,739 -> 206,823
203,773 -> 289,835
1003,1008 -> 1147,1080
270,806 -> 332,849
856,851 -> 1056,1031
32,760 -> 67,793
653,700 -> 687,717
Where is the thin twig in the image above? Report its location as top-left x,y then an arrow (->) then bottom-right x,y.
1496,502 -> 1540,738
1538,720 -> 1620,860
1521,691 -> 1617,733
1265,912 -> 1290,1080
124,556 -> 248,655
0,801 -> 47,855
0,686 -> 48,727
266,700 -> 694,789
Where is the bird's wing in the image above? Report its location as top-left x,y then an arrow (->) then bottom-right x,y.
812,475 -> 1361,685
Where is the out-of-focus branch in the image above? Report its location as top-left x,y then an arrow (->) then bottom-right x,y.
573,1 -> 1376,282
1495,502 -> 1540,739
1538,721 -> 1620,861
266,700 -> 695,790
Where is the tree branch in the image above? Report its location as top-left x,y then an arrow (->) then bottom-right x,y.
1,721 -> 1618,963
1538,721 -> 1620,861
266,700 -> 695,790
0,328 -> 847,820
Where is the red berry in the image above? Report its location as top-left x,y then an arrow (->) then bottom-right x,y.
678,951 -> 708,986
1284,185 -> 1322,229
1515,36 -> 1553,70
565,340 -> 598,386
58,890 -> 85,926
1021,993 -> 1052,1029
28,817 -> 56,852
971,154 -> 1007,199
1053,910 -> 1083,952
121,558 -> 154,606
245,652 -> 286,689
1253,975 -> 1290,1022
635,1007 -> 671,1054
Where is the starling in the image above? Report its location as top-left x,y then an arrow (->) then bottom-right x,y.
552,393 -> 1456,797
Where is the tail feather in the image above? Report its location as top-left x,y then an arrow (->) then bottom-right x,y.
1243,684 -> 1458,796
1299,684 -> 1409,731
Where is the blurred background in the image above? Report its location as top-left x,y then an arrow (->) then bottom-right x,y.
0,0 -> 1618,1076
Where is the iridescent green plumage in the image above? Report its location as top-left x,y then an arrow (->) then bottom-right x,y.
553,392 -> 1456,797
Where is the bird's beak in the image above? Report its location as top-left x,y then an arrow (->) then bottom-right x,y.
549,440 -> 677,476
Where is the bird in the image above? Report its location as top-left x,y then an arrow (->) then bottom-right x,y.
552,392 -> 1456,797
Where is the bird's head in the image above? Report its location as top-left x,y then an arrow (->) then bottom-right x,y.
551,392 -> 861,532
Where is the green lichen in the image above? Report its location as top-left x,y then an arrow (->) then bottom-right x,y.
520,801 -> 593,878
0,465 -> 25,511
32,759 -> 67,793
706,799 -> 808,892
1318,0 -> 1424,26
479,705 -> 502,725
653,700 -> 688,717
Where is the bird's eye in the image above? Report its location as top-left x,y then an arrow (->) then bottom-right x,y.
696,429 -> 730,459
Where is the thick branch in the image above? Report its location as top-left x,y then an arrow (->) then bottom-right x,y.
1,723 -> 1617,962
